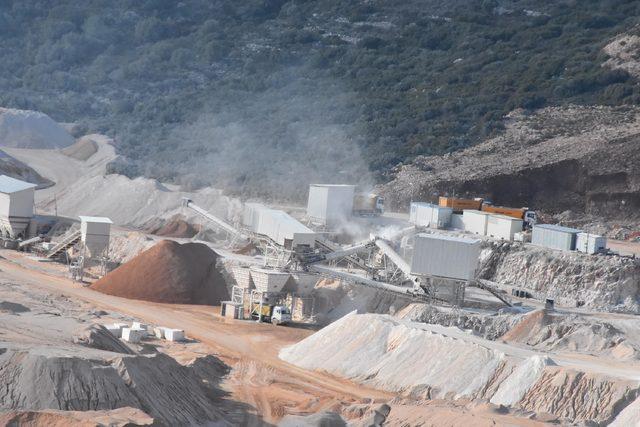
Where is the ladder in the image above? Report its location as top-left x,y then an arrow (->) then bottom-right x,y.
46,229 -> 81,259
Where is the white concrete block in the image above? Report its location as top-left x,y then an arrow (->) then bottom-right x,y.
121,327 -> 144,343
165,329 -> 185,342
105,322 -> 129,338
154,326 -> 169,339
105,325 -> 123,338
132,321 -> 147,330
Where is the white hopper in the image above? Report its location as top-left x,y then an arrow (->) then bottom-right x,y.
165,329 -> 185,342
122,327 -> 144,343
230,265 -> 254,290
250,267 -> 291,294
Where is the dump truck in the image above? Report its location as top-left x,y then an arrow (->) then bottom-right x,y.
353,193 -> 384,216
480,204 -> 537,228
438,196 -> 483,212
439,196 -> 536,228
250,303 -> 292,325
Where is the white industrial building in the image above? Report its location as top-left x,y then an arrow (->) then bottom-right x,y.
409,202 -> 452,229
486,214 -> 523,241
306,184 -> 356,226
532,224 -> 581,251
462,210 -> 491,235
242,203 -> 316,249
410,233 -> 482,281
0,175 -> 36,238
575,232 -> 606,254
450,214 -> 464,230
79,216 -> 112,258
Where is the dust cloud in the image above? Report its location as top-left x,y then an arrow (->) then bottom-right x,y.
164,78 -> 374,202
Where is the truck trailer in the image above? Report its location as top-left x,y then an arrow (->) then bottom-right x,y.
438,196 -> 536,228
353,193 -> 384,216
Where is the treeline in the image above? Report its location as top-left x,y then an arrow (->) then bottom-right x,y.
0,0 -> 639,197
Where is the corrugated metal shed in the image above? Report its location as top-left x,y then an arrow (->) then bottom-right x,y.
486,214 -> 522,241
306,184 -> 355,226
410,233 -> 481,281
409,202 -> 452,229
0,175 -> 37,194
462,210 -> 491,235
531,224 -> 582,251
242,202 -> 266,230
576,232 -> 606,254
253,208 -> 316,248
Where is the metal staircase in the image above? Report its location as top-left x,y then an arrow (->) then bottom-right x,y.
46,229 -> 81,259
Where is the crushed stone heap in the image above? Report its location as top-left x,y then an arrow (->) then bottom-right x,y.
280,312 -> 639,425
91,240 -> 229,304
0,107 -> 74,149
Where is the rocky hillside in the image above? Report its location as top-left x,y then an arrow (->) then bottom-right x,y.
379,105 -> 640,220
2,1 -> 640,196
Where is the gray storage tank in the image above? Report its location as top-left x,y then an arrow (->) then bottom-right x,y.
531,224 -> 582,251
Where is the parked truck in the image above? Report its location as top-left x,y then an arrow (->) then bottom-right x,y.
480,204 -> 537,228
353,193 -> 384,216
438,196 -> 536,228
250,303 -> 292,325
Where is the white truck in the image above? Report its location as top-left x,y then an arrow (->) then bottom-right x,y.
251,303 -> 292,325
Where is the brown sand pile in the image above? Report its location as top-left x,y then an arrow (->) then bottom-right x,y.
61,138 -> 98,161
500,309 -> 549,342
91,240 -> 228,304
146,216 -> 198,238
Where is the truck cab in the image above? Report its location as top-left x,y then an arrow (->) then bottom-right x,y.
251,303 -> 292,325
271,306 -> 292,325
524,210 -> 537,228
375,196 -> 385,214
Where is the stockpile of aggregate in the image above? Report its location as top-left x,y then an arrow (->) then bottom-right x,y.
280,312 -> 639,424
0,107 -> 74,149
92,240 -> 229,304
146,216 -> 198,238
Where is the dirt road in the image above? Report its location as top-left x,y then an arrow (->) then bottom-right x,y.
0,250 -> 391,424
3,135 -> 115,210
608,238 -> 640,257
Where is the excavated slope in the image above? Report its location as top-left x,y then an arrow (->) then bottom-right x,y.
478,241 -> 640,313
380,105 -> 640,219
